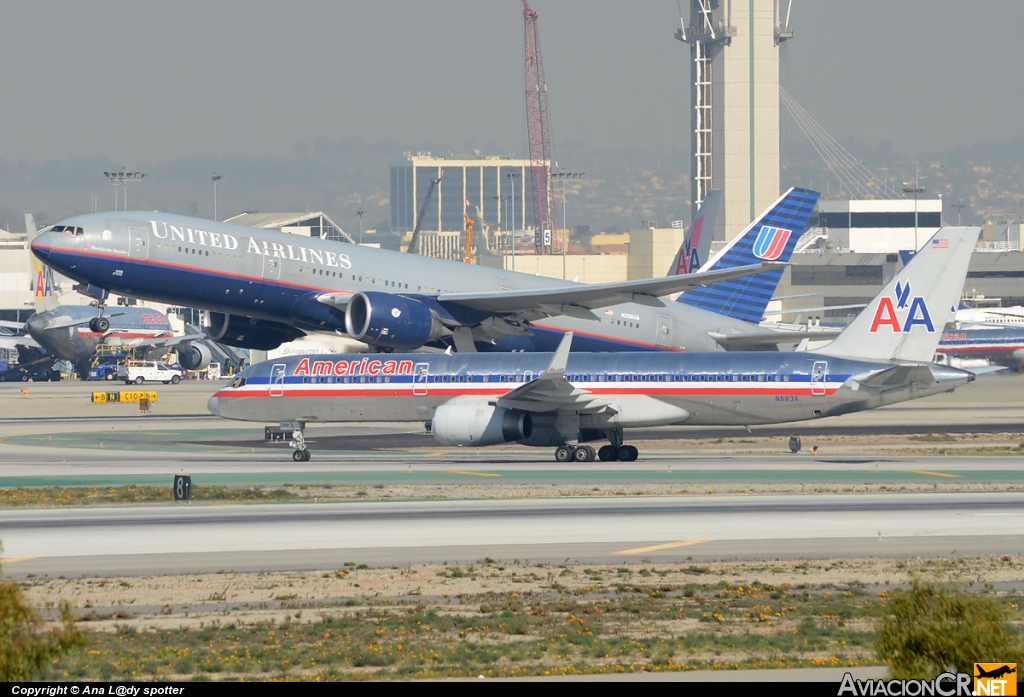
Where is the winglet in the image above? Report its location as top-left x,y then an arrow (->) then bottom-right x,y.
545,332 -> 572,374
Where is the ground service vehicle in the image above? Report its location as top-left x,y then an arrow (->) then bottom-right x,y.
117,361 -> 183,385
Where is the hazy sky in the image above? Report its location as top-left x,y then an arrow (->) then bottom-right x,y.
3,1 -> 1023,163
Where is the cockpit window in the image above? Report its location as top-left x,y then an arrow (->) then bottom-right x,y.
228,376 -> 246,388
51,225 -> 84,235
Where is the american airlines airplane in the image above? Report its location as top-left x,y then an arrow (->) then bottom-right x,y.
30,188 -> 823,355
208,227 -> 982,462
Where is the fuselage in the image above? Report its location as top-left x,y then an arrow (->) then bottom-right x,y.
26,305 -> 173,365
208,350 -> 972,429
936,324 -> 1024,366
31,212 -> 777,354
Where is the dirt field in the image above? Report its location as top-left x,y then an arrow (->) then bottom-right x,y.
19,555 -> 1024,680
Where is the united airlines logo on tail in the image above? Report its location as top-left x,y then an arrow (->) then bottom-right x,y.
869,280 -> 935,333
751,226 -> 792,260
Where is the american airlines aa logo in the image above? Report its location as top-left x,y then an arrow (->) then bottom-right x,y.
34,267 -> 53,299
676,240 -> 701,275
751,226 -> 792,260
869,280 -> 935,333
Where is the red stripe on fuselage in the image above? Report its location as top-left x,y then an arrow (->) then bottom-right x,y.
37,245 -> 353,296
213,385 -> 839,399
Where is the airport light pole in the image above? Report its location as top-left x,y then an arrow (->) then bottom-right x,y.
903,183 -> 926,249
356,209 -> 365,245
212,173 -> 221,220
507,172 -> 520,272
493,194 -> 511,267
104,169 -> 146,211
551,170 -> 584,280
952,202 -> 965,226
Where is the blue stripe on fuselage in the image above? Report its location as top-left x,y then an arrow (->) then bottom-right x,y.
44,249 -> 674,352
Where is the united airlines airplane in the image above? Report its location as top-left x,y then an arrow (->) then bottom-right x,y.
208,227 -> 983,462
0,215 -> 206,376
30,189 -> 824,355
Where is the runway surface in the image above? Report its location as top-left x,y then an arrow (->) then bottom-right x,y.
1,376 -> 1022,576
2,493 -> 1022,577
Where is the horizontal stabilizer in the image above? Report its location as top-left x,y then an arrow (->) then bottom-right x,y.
708,327 -> 843,349
855,364 -> 935,389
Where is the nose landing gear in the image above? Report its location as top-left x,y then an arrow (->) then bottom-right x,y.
290,429 -> 310,462
88,316 -> 110,333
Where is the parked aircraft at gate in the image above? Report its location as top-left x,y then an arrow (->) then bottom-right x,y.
208,227 -> 982,463
31,189 -> 823,355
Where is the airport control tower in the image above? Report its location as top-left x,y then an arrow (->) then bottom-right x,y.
677,0 -> 791,242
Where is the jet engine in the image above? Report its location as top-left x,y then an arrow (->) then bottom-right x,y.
431,397 -> 532,447
177,343 -> 212,371
345,291 -> 444,350
204,312 -> 304,351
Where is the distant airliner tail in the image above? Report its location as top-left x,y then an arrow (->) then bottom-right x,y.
27,214 -> 58,313
667,190 -> 719,276
676,187 -> 820,324
819,227 -> 981,363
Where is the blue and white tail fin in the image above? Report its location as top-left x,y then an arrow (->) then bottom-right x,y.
819,227 -> 981,363
27,214 -> 58,313
667,190 -> 719,276
676,187 -> 819,324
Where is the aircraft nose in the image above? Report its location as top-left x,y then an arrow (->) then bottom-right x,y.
207,394 -> 222,417
30,234 -> 51,262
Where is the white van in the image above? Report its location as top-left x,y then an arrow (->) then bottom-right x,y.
117,361 -> 184,385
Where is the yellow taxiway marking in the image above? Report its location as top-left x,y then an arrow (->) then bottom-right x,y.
907,470 -> 960,478
444,470 -> 501,478
614,540 -> 709,556
0,557 -> 38,564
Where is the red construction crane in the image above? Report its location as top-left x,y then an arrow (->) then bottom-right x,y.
522,0 -> 554,253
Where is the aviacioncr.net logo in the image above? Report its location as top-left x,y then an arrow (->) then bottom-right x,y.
869,280 -> 935,333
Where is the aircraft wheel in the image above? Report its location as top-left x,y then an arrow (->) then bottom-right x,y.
598,445 -> 618,462
90,317 -> 110,333
304,450 -> 311,462
135,376 -> 145,385
575,445 -> 596,462
620,445 -> 639,462
170,375 -> 180,385
554,446 -> 574,463
292,450 -> 306,462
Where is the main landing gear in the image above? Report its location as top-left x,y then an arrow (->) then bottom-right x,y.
553,428 -> 640,462
597,444 -> 639,462
554,444 -> 597,462
290,429 -> 310,462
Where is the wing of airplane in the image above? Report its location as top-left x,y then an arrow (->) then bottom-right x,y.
434,262 -> 778,316
493,332 -> 604,412
0,334 -> 40,350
